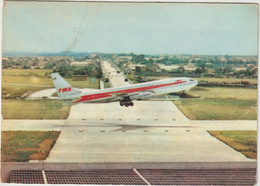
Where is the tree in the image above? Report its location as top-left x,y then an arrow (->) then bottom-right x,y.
23,65 -> 30,69
195,68 -> 202,74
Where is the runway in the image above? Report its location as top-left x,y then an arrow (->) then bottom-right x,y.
67,101 -> 189,122
45,124 -> 253,162
2,119 -> 256,131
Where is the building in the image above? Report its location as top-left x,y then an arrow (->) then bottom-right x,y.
150,64 -> 161,72
158,64 -> 179,71
232,67 -> 247,71
70,60 -> 95,66
128,64 -> 146,71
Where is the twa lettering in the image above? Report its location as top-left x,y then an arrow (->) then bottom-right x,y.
59,87 -> 71,93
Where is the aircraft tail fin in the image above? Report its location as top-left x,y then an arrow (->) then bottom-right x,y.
51,73 -> 81,99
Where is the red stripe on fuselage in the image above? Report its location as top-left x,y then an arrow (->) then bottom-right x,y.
73,81 -> 186,103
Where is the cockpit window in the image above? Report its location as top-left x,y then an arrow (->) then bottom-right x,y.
189,79 -> 194,81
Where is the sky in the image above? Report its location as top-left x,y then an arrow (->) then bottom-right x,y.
2,2 -> 259,55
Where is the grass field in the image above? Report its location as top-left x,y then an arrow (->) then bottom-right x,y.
2,69 -> 100,87
2,69 -> 53,85
208,131 -> 257,159
2,69 -> 52,77
189,87 -> 257,100
1,131 -> 60,162
2,69 -> 53,98
195,77 -> 258,84
142,76 -> 258,84
2,69 -> 99,119
174,86 -> 257,120
67,79 -> 99,89
175,99 -> 257,120
2,100 -> 71,119
2,86 -> 49,99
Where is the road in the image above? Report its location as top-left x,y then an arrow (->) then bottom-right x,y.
44,61 -> 257,163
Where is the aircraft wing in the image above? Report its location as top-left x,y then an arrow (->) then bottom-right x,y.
109,90 -> 155,100
76,88 -> 99,93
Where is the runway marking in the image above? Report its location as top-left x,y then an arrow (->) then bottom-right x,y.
133,169 -> 151,185
62,124 -> 197,128
42,170 -> 48,184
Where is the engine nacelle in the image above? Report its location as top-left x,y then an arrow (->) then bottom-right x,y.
129,92 -> 154,100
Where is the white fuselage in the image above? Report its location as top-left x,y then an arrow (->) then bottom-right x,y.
73,77 -> 198,104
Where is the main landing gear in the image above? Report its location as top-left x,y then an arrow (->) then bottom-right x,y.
120,101 -> 134,107
120,97 -> 134,107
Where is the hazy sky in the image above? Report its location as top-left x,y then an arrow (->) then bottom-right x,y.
3,2 -> 258,55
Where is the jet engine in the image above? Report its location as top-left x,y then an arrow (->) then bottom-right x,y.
129,92 -> 154,100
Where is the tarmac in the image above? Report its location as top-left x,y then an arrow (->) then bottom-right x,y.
45,124 -> 254,162
2,119 -> 256,131
29,88 -> 56,98
67,101 -> 189,122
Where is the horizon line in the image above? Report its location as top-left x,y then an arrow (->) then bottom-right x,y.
2,51 -> 258,57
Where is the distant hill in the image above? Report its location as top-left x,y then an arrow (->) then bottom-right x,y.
3,51 -> 257,58
3,51 -> 89,57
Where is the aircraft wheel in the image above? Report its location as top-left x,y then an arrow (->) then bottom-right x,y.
181,93 -> 186,97
125,103 -> 129,107
120,102 -> 124,106
130,102 -> 134,106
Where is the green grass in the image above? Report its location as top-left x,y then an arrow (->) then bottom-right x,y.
140,76 -> 258,84
189,87 -> 257,100
2,99 -> 71,119
2,69 -> 100,88
2,69 -> 53,77
2,69 -> 100,119
2,69 -> 53,85
2,69 -> 100,99
2,69 -> 53,98
1,131 -> 60,162
2,86 -> 49,99
174,86 -> 257,120
175,99 -> 257,120
195,77 -> 258,84
67,79 -> 99,89
208,130 -> 257,159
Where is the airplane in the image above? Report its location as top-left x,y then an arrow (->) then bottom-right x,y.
51,73 -> 198,107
